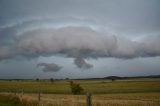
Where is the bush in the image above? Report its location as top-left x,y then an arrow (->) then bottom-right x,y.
0,94 -> 20,106
70,81 -> 83,94
50,78 -> 54,83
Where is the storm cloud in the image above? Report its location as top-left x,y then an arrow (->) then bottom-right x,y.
37,63 -> 62,72
0,26 -> 160,61
0,0 -> 160,76
74,58 -> 93,69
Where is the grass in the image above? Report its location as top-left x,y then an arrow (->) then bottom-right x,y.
0,94 -> 20,106
0,79 -> 160,105
0,79 -> 160,94
0,94 -> 39,106
1,92 -> 159,106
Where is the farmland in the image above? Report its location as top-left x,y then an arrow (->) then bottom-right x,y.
0,79 -> 160,94
0,78 -> 160,106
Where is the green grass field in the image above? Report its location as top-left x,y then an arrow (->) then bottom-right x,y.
0,79 -> 160,94
0,79 -> 160,106
0,94 -> 20,106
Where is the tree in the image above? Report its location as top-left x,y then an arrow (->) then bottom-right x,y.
70,81 -> 83,94
36,78 -> 39,81
50,78 -> 54,83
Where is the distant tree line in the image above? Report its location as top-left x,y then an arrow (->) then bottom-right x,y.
0,75 -> 160,81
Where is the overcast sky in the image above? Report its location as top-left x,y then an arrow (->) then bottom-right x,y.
0,0 -> 160,79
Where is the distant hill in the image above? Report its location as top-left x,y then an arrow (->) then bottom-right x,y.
104,75 -> 160,80
76,75 -> 160,80
0,75 -> 160,80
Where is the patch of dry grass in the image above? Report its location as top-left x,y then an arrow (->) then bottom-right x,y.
5,92 -> 159,106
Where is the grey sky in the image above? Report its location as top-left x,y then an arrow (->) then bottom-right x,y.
0,0 -> 160,79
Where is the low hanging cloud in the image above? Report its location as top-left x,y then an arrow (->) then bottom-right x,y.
37,63 -> 62,72
74,58 -> 93,69
0,24 -> 160,69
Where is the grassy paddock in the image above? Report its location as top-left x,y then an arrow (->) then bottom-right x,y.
0,79 -> 160,106
0,79 -> 160,94
1,92 -> 160,106
0,94 -> 20,106
38,93 -> 160,106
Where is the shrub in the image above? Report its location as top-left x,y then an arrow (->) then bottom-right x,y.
50,78 -> 54,83
70,81 -> 83,94
0,94 -> 20,106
